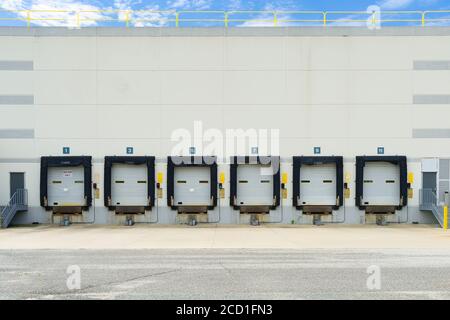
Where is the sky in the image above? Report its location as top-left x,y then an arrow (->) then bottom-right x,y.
0,0 -> 449,27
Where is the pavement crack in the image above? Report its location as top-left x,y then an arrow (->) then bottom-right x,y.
78,268 -> 182,293
29,268 -> 181,299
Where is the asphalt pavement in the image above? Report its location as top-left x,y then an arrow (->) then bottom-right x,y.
1,248 -> 450,300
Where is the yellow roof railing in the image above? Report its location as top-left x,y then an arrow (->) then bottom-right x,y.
0,10 -> 449,28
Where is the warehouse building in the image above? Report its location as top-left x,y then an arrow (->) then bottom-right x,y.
1,26 -> 450,226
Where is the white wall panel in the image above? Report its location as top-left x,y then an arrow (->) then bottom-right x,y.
97,71 -> 161,105
160,105 -> 222,138
410,37 -> 450,60
0,140 -> 37,157
0,107 -> 35,128
349,106 -> 411,138
347,37 -> 412,70
161,71 -> 223,104
97,37 -> 161,70
35,106 -> 97,138
160,37 -> 224,69
412,105 -> 450,128
306,37 -> 350,70
34,37 -> 97,70
97,105 -> 161,139
349,71 -> 412,104
95,140 -> 162,157
224,71 -> 285,104
226,37 -> 284,70
0,37 -> 34,60
413,71 -> 450,94
34,71 -> 97,105
0,72 -> 34,94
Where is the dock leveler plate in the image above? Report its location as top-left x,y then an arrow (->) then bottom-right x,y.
355,155 -> 408,213
40,156 -> 92,213
293,156 -> 343,213
104,156 -> 155,214
230,156 -> 280,214
167,156 -> 217,213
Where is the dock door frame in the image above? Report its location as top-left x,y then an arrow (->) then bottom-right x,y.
230,156 -> 281,211
292,156 -> 344,210
104,156 -> 155,210
355,155 -> 408,210
40,156 -> 92,210
167,156 -> 218,211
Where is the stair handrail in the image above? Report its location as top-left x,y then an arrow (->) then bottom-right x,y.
420,188 -> 445,227
1,189 -> 28,227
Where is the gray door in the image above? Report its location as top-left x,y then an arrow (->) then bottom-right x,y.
111,163 -> 148,206
10,172 -> 24,198
174,167 -> 211,206
362,162 -> 400,206
423,172 -> 437,193
236,164 -> 274,206
47,166 -> 85,206
299,163 -> 337,206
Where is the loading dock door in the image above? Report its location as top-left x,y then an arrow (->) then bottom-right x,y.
299,163 -> 336,206
362,162 -> 400,206
174,167 -> 211,206
111,164 -> 147,206
236,164 -> 273,206
47,166 -> 85,206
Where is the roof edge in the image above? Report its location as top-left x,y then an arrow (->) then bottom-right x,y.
0,26 -> 450,37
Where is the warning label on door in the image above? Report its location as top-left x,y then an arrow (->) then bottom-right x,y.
63,170 -> 73,177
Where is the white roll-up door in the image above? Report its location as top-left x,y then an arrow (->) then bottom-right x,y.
236,164 -> 273,206
174,167 -> 211,206
362,162 -> 400,206
299,163 -> 336,206
47,166 -> 85,206
111,163 -> 148,206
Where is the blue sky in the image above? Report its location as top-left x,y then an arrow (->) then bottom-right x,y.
0,0 -> 449,27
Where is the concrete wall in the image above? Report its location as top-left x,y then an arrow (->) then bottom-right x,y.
1,27 -> 449,225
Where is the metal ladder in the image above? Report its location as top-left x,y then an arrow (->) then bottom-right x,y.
0,189 -> 28,228
419,189 -> 445,227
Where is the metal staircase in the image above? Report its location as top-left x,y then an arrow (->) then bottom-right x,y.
0,189 -> 28,228
419,189 -> 445,227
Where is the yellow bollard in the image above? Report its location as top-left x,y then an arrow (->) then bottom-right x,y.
444,206 -> 448,230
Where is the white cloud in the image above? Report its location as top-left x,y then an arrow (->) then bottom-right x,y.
166,0 -> 212,10
112,0 -> 175,27
0,0 -> 26,12
168,0 -> 188,8
424,14 -> 450,26
228,0 -> 242,10
236,3 -> 294,27
378,0 -> 415,10
114,0 -> 143,10
328,16 -> 368,27
238,11 -> 277,27
0,0 -> 108,27
0,0 -> 180,28
132,8 -> 175,27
